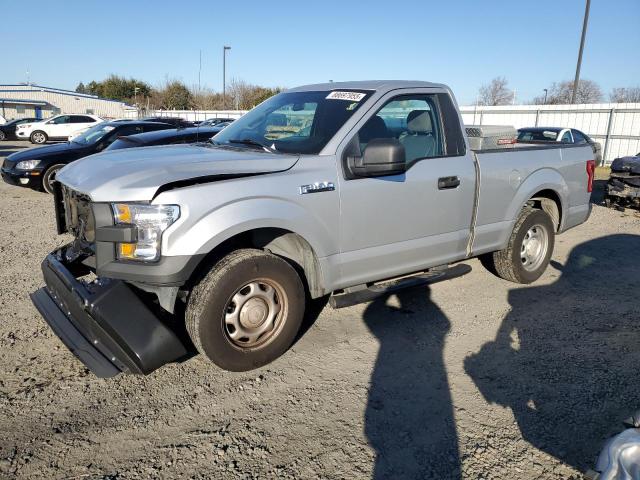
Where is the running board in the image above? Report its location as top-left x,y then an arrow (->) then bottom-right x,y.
328,263 -> 472,309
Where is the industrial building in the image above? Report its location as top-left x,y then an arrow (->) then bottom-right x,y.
0,84 -> 135,121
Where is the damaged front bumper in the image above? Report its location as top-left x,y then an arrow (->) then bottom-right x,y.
30,251 -> 188,378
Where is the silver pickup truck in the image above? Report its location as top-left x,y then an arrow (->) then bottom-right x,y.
31,81 -> 595,376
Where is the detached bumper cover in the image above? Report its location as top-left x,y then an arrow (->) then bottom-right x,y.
31,253 -> 188,377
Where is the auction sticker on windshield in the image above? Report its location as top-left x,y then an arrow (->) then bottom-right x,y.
326,91 -> 367,101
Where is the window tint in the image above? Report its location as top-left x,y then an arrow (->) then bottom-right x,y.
71,115 -> 96,123
560,130 -> 573,143
116,125 -> 144,136
572,130 -> 587,144
357,95 -> 444,162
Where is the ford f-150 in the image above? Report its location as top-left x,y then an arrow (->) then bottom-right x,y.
30,81 -> 595,376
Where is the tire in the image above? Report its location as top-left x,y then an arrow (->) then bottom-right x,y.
483,207 -> 555,284
186,249 -> 305,371
30,130 -> 48,144
0,131 -> 5,141
42,164 -> 65,194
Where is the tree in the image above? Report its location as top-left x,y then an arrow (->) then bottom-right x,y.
75,82 -> 87,94
155,80 -> 193,110
77,75 -> 152,103
609,87 -> 640,103
478,77 -> 514,106
226,78 -> 282,110
532,79 -> 603,104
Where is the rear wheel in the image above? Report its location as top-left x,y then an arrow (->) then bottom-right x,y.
42,164 -> 65,194
30,130 -> 48,144
186,249 -> 305,371
482,207 -> 555,284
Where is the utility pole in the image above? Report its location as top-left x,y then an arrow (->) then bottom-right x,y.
198,50 -> 202,92
543,88 -> 548,104
222,45 -> 231,109
571,0 -> 591,104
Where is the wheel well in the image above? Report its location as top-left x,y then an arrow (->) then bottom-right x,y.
529,189 -> 562,231
187,228 -> 325,298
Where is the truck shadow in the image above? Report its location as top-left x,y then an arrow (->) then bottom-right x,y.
465,234 -> 640,472
363,287 -> 460,479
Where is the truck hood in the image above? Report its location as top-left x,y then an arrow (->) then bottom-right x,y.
56,144 -> 299,201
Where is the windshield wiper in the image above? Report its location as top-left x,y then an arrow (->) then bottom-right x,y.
227,138 -> 277,153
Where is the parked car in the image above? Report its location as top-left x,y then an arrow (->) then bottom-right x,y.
31,80 -> 595,378
605,154 -> 640,210
140,117 -> 195,128
1,121 -> 173,193
0,118 -> 40,141
196,117 -> 236,127
105,125 -> 224,151
15,114 -> 104,144
517,127 -> 602,164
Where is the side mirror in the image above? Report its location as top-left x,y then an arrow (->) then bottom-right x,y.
350,138 -> 406,177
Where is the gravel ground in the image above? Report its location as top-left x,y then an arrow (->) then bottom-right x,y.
1,140 -> 639,479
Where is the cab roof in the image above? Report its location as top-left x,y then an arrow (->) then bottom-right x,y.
287,80 -> 447,93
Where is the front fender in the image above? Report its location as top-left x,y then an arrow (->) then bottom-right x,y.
162,196 -> 337,260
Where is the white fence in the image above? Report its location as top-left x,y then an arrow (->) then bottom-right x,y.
460,103 -> 640,165
125,109 -> 247,122
131,103 -> 640,165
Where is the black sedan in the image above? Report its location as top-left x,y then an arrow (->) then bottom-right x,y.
140,116 -> 195,128
1,120 -> 173,193
0,118 -> 40,141
106,125 -> 225,151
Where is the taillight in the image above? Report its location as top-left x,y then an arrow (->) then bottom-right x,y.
586,160 -> 596,193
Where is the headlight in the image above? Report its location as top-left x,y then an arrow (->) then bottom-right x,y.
16,160 -> 41,170
111,203 -> 180,262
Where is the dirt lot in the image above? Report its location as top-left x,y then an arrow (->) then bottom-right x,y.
1,140 -> 639,479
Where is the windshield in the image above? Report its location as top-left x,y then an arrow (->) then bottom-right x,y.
517,130 -> 559,141
72,122 -> 114,145
212,90 -> 372,154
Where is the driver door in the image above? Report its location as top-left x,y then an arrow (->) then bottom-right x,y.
46,115 -> 71,139
336,89 -> 476,288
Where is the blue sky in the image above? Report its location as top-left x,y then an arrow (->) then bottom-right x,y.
2,0 -> 638,105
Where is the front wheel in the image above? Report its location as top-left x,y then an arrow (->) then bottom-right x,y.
42,164 -> 65,194
186,249 -> 306,371
30,130 -> 48,144
482,207 -> 555,284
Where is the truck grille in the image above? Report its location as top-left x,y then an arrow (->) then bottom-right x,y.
60,185 -> 95,244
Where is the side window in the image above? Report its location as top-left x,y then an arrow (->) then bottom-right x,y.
572,130 -> 587,144
72,115 -> 96,123
357,95 -> 444,162
50,115 -> 70,124
560,130 -> 573,143
116,125 -> 144,136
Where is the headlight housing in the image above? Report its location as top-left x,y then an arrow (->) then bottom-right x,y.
16,159 -> 41,170
111,203 -> 180,262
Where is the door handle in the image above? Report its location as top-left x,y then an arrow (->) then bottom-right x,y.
438,176 -> 460,190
